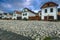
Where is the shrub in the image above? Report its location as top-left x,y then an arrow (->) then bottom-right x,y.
23,18 -> 28,21
43,36 -> 52,40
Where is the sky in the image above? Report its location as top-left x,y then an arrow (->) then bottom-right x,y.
0,0 -> 60,12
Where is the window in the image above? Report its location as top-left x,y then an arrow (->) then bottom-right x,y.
23,13 -> 27,16
14,15 -> 16,16
50,8 -> 53,12
45,9 -> 47,13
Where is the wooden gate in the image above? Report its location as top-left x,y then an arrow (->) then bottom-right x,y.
17,17 -> 22,20
29,16 -> 41,20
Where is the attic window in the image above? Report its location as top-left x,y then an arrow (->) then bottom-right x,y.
50,8 -> 53,12
45,9 -> 47,13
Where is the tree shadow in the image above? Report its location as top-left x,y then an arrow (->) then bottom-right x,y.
0,29 -> 33,40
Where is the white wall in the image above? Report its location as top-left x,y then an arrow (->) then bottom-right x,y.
39,12 -> 41,17
29,12 -> 35,17
41,6 -> 58,20
22,12 -> 29,19
12,12 -> 17,19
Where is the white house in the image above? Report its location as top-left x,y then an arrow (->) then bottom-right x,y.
2,13 -> 12,19
6,13 -> 12,19
41,2 -> 58,20
12,11 -> 22,20
22,8 -> 37,20
2,13 -> 7,19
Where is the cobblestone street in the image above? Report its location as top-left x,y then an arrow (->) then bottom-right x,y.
0,20 -> 60,40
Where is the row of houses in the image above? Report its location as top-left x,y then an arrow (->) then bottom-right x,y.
0,11 -> 12,20
0,8 -> 40,20
0,2 -> 60,21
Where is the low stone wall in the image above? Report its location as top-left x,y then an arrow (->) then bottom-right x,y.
0,20 -> 60,40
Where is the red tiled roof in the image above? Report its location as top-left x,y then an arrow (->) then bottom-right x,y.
14,10 -> 22,14
41,2 -> 58,9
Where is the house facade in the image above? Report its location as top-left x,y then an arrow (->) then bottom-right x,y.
22,8 -> 40,20
41,2 -> 58,21
6,13 -> 12,19
12,11 -> 22,20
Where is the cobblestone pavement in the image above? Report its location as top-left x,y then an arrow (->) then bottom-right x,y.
0,20 -> 60,40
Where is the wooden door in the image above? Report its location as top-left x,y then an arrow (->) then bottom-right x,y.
48,16 -> 54,21
44,16 -> 48,21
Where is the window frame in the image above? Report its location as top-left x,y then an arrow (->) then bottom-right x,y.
50,8 -> 53,12
23,13 -> 27,16
45,9 -> 47,13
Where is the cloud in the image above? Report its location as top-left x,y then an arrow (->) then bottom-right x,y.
0,0 -> 60,12
24,0 -> 31,6
13,0 -> 32,7
34,10 -> 39,13
1,3 -> 12,8
0,0 -> 45,11
6,4 -> 12,8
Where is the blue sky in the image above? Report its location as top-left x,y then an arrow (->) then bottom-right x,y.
0,0 -> 60,12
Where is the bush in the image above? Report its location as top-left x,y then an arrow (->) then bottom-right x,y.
43,36 -> 52,40
23,18 -> 28,21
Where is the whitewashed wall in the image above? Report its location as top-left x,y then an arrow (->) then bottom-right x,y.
29,12 -> 35,17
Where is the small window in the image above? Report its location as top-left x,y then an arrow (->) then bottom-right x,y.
50,8 -> 53,12
45,9 -> 47,13
23,13 -> 27,16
